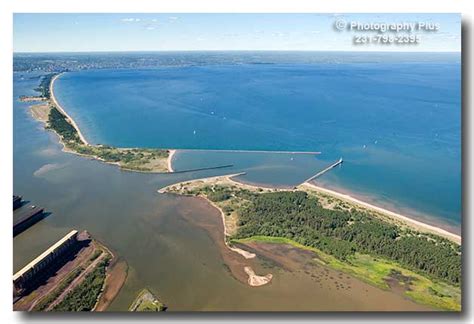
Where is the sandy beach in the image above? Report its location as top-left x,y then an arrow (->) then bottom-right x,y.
50,73 -> 90,146
299,182 -> 461,244
159,172 -> 258,260
161,173 -> 461,245
47,73 -> 460,245
244,267 -> 273,287
167,149 -> 176,172
25,73 -> 170,173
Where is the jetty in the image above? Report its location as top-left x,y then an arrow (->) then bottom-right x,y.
182,149 -> 321,155
302,157 -> 343,184
168,164 -> 234,174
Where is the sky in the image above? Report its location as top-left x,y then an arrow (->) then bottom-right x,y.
13,13 -> 461,52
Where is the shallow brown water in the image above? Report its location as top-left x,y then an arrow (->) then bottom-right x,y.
168,196 -> 431,311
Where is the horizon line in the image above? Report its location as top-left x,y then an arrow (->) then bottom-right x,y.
13,49 -> 461,55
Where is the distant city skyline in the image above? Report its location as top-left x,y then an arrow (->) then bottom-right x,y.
14,13 -> 461,53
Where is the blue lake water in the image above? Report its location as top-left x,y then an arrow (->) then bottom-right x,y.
53,55 -> 461,230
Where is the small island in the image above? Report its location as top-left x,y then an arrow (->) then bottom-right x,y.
160,174 -> 462,311
129,288 -> 166,312
21,73 -> 173,173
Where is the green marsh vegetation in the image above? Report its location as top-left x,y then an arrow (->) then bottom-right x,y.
181,184 -> 461,311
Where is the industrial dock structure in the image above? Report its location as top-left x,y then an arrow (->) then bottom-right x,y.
13,205 -> 45,237
13,195 -> 23,210
13,230 -> 78,294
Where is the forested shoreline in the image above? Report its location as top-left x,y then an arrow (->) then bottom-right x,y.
172,181 -> 461,310
29,73 -> 171,172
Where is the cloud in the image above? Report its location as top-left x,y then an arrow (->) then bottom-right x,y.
168,16 -> 179,21
121,18 -> 141,22
271,32 -> 286,37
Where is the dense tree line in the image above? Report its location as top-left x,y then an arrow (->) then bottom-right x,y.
32,267 -> 84,311
34,73 -> 56,99
47,107 -> 80,143
46,106 -> 168,170
231,191 -> 461,285
53,257 -> 110,311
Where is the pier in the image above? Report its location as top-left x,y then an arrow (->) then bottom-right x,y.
302,158 -> 343,184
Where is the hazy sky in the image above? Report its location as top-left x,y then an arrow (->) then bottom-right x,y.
13,13 -> 461,52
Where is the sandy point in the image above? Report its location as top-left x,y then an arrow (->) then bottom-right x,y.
244,266 -> 273,287
167,149 -> 176,172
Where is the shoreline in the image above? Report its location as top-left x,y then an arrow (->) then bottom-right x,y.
158,172 -> 255,258
160,172 -> 461,306
50,73 -> 90,146
200,196 -> 274,287
47,72 -> 460,244
167,149 -> 176,172
47,73 -> 320,173
28,72 -> 172,173
299,182 -> 461,245
160,173 -> 461,245
160,172 -> 275,286
233,177 -> 461,244
203,197 -> 256,260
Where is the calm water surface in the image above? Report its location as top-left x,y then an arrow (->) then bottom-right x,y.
53,57 -> 460,228
14,70 -> 431,310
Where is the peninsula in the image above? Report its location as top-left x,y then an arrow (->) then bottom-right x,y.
22,73 -> 173,173
160,174 -> 462,311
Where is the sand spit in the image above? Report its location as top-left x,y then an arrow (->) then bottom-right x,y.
50,73 -> 89,146
167,150 -> 176,172
244,267 -> 273,287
